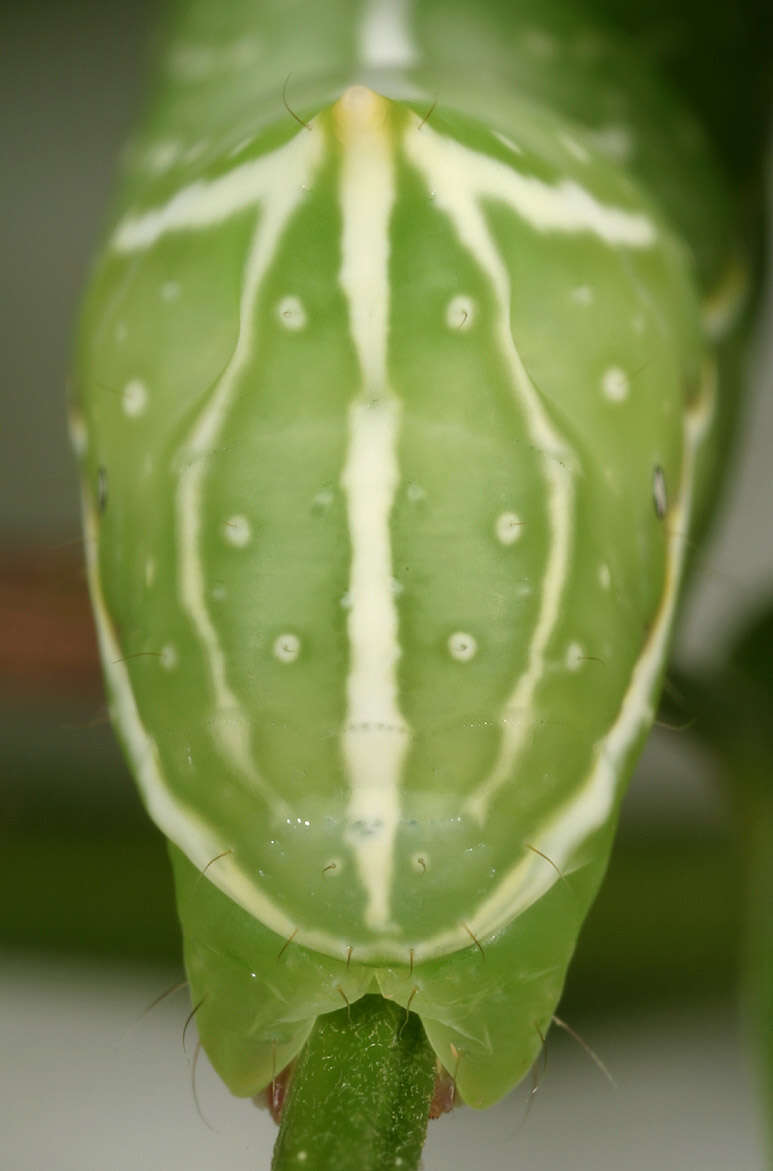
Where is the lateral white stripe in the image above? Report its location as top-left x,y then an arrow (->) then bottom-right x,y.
359,0 -> 418,69
452,360 -> 717,946
176,125 -> 324,807
337,89 -> 410,931
81,490 -> 297,945
403,116 -> 577,824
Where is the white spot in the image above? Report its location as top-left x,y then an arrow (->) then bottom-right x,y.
571,284 -> 594,306
495,511 -> 522,545
312,488 -> 334,510
406,481 -> 426,503
588,124 -> 634,163
359,0 -> 418,68
598,563 -> 611,590
297,1153 -> 308,1164
390,577 -> 404,597
273,633 -> 301,663
145,141 -> 181,173
68,412 -> 88,457
211,583 -> 227,601
160,644 -> 178,670
161,280 -> 181,301
566,642 -> 584,671
340,591 -> 353,609
114,322 -> 127,343
222,515 -> 251,547
445,294 -> 476,331
448,632 -> 477,662
601,366 -> 629,402
653,465 -> 668,518
277,295 -> 307,331
122,378 -> 148,417
145,557 -> 156,587
632,312 -> 646,334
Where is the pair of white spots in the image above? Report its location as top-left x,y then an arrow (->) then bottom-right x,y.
120,292 -> 300,421
220,516 -> 301,663
279,291 -> 480,333
562,288 -> 633,402
102,87 -> 674,959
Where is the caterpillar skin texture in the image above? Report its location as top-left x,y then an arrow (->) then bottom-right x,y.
71,0 -> 755,1107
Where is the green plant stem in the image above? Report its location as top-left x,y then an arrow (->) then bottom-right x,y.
271,994 -> 436,1171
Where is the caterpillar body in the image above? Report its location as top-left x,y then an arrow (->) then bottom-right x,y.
71,0 -> 764,1111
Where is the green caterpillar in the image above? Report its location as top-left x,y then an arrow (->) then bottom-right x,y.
71,0 -> 764,1118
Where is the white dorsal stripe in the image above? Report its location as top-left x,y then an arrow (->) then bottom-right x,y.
112,129 -> 321,253
175,124 -> 324,809
402,116 -> 577,824
359,0 -> 419,69
337,89 -> 410,931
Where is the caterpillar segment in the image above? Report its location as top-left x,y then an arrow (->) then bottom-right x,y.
72,0 -> 753,1109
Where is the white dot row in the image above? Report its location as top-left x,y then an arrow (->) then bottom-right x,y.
220,510 -> 525,550
116,357 -> 634,423
149,632 -> 603,673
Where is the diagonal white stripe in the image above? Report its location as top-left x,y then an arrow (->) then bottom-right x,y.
112,129 -> 322,253
403,115 -> 577,824
175,125 -> 324,808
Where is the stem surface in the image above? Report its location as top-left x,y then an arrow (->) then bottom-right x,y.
271,993 -> 436,1171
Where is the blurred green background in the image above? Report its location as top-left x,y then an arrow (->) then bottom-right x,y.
1,1 -> 772,1167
